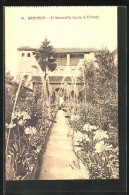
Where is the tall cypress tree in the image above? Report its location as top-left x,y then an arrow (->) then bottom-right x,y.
33,38 -> 57,79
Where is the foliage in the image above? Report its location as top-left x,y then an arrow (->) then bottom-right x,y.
69,120 -> 119,179
95,48 -> 116,80
80,48 -> 118,129
64,48 -> 119,179
5,74 -> 17,123
5,71 -> 57,180
5,47 -> 118,180
33,38 -> 57,77
5,71 -> 14,83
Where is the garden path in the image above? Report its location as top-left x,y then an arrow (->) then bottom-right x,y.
38,110 -> 89,180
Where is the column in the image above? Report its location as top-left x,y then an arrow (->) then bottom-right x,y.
67,54 -> 70,66
84,53 -> 87,59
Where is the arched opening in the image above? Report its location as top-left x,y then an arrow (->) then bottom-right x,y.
51,88 -> 69,107
71,90 -> 77,99
79,91 -> 83,102
71,90 -> 74,98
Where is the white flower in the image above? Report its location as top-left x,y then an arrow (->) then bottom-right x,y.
83,134 -> 90,142
74,131 -> 90,143
90,125 -> 98,130
83,123 -> 92,132
18,119 -> 25,126
95,140 -> 113,153
11,111 -> 21,120
6,122 -> 16,129
74,131 -> 83,142
24,127 -> 30,134
36,147 -> 40,153
21,111 -> 31,120
24,126 -> 37,135
23,114 -> 31,120
12,111 -> 20,120
12,111 -> 31,121
95,140 -> 105,153
71,115 -> 80,121
31,126 -> 37,134
83,123 -> 89,130
93,130 -> 109,141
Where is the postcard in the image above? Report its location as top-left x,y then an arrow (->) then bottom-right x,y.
5,6 -> 119,182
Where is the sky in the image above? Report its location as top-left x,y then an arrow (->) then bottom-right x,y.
5,6 -> 117,77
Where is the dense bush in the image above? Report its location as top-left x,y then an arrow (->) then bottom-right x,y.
69,119 -> 119,179
80,48 -> 118,130
5,72 -> 57,180
64,48 -> 119,179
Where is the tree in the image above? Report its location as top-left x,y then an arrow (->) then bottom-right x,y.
94,48 -> 118,102
95,47 -> 115,81
81,48 -> 118,129
5,70 -> 14,83
33,38 -> 57,118
33,38 -> 57,79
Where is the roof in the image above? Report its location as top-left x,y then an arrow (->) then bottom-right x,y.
53,48 -> 97,53
17,46 -> 36,51
32,76 -> 81,84
17,46 -> 97,53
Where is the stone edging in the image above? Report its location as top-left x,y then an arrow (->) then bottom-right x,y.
30,110 -> 58,180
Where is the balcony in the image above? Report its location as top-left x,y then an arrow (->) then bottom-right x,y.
47,66 -> 81,77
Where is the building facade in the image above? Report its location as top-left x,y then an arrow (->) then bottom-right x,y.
17,46 -> 117,98
17,47 -> 97,97
17,47 -> 97,77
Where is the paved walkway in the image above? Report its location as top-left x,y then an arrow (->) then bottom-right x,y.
38,110 -> 89,180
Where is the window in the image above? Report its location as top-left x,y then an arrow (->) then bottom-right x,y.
60,54 -> 67,58
71,54 -> 76,58
53,54 -> 59,58
77,54 -> 84,59
22,53 -> 25,57
27,53 -> 30,57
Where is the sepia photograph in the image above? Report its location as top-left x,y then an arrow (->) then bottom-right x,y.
5,6 -> 119,180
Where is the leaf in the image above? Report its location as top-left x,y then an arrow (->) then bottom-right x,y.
13,142 -> 18,152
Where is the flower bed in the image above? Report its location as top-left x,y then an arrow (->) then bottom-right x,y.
5,108 -> 57,180
63,53 -> 118,179
5,73 -> 58,180
67,113 -> 119,179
